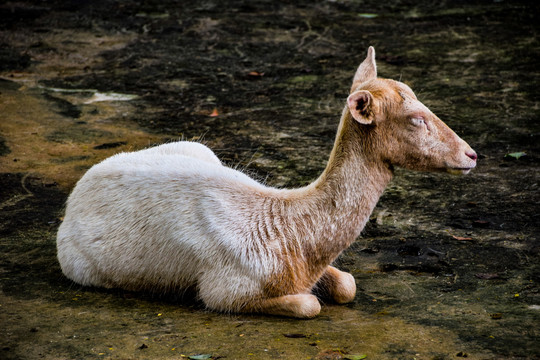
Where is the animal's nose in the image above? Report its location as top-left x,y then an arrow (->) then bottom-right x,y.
466,151 -> 477,161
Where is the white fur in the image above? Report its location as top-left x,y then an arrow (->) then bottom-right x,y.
57,141 -> 283,310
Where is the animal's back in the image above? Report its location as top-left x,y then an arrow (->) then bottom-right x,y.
135,141 -> 222,165
56,142 -> 273,294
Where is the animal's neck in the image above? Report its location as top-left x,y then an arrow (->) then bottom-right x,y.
287,108 -> 393,267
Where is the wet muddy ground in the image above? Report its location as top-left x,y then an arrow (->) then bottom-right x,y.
1,1 -> 539,359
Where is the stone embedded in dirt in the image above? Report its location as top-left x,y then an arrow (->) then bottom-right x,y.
475,273 -> 501,280
93,141 -> 127,150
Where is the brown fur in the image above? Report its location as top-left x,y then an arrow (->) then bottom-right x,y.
236,48 -> 476,317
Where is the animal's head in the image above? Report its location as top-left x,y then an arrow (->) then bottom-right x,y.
347,47 -> 477,174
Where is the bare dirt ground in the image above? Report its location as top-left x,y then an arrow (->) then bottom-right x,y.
1,1 -> 539,359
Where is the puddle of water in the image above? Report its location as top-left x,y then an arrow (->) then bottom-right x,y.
83,92 -> 139,104
35,86 -> 139,103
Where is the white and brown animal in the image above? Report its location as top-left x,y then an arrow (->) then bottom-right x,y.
56,47 -> 477,318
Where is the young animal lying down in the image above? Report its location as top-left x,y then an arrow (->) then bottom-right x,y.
56,47 -> 477,318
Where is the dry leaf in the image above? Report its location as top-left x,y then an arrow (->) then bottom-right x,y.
247,71 -> 265,77
452,235 -> 473,241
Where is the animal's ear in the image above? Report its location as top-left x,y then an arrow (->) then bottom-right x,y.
347,90 -> 375,125
351,46 -> 377,92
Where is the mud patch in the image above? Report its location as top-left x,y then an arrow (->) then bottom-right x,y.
0,79 -> 165,189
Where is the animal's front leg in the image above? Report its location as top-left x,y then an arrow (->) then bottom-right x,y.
197,270 -> 321,318
316,265 -> 356,304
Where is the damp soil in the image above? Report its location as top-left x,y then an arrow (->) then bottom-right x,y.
1,1 -> 539,359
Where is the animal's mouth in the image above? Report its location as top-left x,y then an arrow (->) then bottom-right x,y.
447,167 -> 473,175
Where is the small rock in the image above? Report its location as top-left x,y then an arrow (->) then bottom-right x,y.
283,333 -> 307,338
93,141 -> 127,150
475,273 -> 500,280
315,349 -> 344,360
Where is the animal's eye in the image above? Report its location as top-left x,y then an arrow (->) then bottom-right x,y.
410,117 -> 426,127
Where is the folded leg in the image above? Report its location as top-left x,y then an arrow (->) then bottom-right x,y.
242,293 -> 321,318
316,265 -> 356,304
